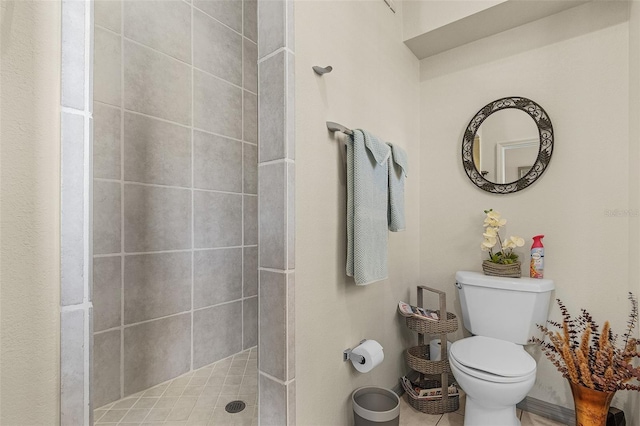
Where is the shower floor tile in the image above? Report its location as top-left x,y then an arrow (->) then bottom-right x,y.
95,347 -> 258,426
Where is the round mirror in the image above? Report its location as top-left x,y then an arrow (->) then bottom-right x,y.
462,97 -> 553,194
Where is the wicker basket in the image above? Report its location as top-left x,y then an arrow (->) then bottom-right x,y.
405,345 -> 450,374
401,374 -> 459,414
482,260 -> 521,278
406,311 -> 458,335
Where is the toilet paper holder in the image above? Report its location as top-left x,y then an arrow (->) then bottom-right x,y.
343,339 -> 367,364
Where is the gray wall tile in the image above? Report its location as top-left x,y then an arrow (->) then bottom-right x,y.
124,252 -> 192,324
124,40 -> 192,125
194,248 -> 242,308
124,314 -> 191,395
286,52 -> 295,160
243,246 -> 257,297
61,0 -> 86,109
93,256 -> 122,332
61,309 -> 85,425
194,10 -> 242,86
193,302 -> 242,368
258,163 -> 285,269
95,0 -> 121,33
258,52 -> 285,162
244,195 -> 257,245
94,330 -> 121,408
259,374 -> 286,426
243,143 -> 257,194
243,91 -> 257,144
287,273 -> 295,381
243,296 -> 257,349
194,71 -> 242,139
124,0 -> 191,63
94,103 -> 121,180
243,0 -> 257,43
259,270 -> 286,380
193,0 -> 242,32
61,112 -> 86,305
193,131 -> 242,192
243,38 -> 258,93
194,191 -> 242,248
94,27 -> 121,107
124,113 -> 192,187
257,0 -> 285,59
124,184 -> 191,252
94,180 -> 122,255
287,162 -> 295,269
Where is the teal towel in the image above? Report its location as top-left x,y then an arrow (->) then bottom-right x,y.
387,143 -> 408,232
346,129 -> 391,285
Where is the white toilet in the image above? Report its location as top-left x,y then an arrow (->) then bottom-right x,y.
450,271 -> 554,426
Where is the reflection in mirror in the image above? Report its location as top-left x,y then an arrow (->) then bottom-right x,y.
462,97 -> 554,194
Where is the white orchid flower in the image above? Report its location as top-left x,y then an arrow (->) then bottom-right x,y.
482,237 -> 497,248
483,227 -> 498,238
503,239 -> 515,249
510,236 -> 525,247
481,243 -> 491,252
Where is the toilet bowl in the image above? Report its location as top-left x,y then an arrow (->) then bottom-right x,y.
450,336 -> 536,426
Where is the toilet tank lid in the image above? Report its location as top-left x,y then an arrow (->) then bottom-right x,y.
456,271 -> 554,292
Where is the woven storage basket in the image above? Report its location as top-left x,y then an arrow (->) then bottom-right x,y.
405,345 -> 450,374
401,374 -> 459,414
482,260 -> 521,278
406,311 -> 458,335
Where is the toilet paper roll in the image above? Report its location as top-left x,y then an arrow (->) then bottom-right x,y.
351,340 -> 384,373
429,339 -> 451,361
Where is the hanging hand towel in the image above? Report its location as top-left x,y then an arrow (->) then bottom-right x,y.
346,129 -> 391,285
387,143 -> 408,232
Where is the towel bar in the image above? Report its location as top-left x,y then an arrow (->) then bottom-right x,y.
326,121 -> 353,136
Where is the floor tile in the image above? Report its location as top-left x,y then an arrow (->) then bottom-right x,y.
521,411 -> 569,426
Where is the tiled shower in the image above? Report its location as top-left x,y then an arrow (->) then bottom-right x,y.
92,0 -> 259,408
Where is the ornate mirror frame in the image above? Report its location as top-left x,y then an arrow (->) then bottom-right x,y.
461,96 -> 554,194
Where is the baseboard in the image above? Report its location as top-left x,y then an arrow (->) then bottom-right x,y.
517,396 -> 575,426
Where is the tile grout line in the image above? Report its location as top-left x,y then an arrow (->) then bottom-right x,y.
119,0 -> 126,403
190,0 -> 196,377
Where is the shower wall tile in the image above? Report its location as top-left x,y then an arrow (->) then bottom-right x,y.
93,256 -> 122,332
124,0 -> 191,63
194,248 -> 242,308
287,162 -> 295,269
93,103 -> 121,180
124,113 -> 192,187
193,301 -> 243,368
243,91 -> 258,144
243,246 -> 258,297
194,70 -> 242,139
258,163 -> 285,269
124,313 -> 191,395
94,27 -> 122,107
244,195 -> 258,245
124,184 -> 191,252
243,39 -> 258,93
243,143 -> 257,194
95,0 -> 121,33
124,252 -> 192,324
287,273 -> 295,380
243,0 -> 257,43
258,51 -> 285,162
193,0 -> 242,33
193,191 -> 242,248
60,308 -> 85,425
259,374 -> 287,426
193,10 -> 242,86
257,0 -> 285,59
94,180 -> 122,255
61,0 -> 86,109
258,270 -> 286,380
243,296 -> 258,349
94,330 -> 121,408
193,131 -> 242,192
124,40 -> 192,125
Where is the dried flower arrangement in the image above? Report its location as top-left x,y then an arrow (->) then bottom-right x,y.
533,293 -> 640,392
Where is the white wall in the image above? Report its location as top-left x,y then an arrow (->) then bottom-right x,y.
294,1 -> 421,424
420,1 -> 639,421
0,1 -> 61,424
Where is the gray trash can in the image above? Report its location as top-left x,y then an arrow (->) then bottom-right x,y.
352,387 -> 400,426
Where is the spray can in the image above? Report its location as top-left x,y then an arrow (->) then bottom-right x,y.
530,235 -> 544,278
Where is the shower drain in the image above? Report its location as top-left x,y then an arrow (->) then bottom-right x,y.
225,400 -> 246,414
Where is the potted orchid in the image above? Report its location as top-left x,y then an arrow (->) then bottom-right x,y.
480,209 -> 525,277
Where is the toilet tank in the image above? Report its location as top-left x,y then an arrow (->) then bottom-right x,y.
455,271 -> 554,344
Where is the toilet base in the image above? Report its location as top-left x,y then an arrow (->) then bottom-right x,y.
463,396 -> 520,426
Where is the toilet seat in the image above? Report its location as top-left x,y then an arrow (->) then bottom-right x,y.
449,336 -> 536,384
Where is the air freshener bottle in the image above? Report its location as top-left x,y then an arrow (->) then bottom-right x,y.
530,235 -> 544,278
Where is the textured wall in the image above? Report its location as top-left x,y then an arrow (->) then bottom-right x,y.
0,1 -> 62,424
92,0 -> 258,407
